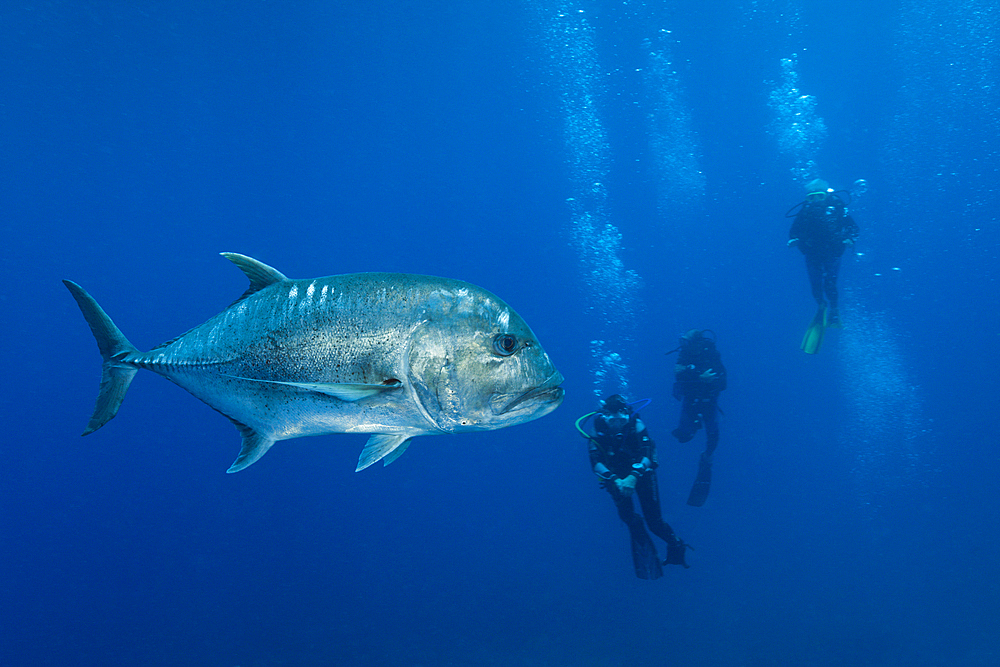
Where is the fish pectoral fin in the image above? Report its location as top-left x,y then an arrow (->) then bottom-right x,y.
357,434 -> 413,472
226,420 -> 277,473
223,376 -> 402,401
288,380 -> 402,401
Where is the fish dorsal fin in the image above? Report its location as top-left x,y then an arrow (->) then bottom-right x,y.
357,434 -> 412,471
222,376 -> 403,401
220,252 -> 289,303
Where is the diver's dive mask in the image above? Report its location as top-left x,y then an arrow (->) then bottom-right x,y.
596,409 -> 630,436
605,411 -> 629,433
807,190 -> 829,202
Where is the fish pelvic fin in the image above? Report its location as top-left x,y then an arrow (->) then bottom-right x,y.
220,253 -> 289,304
226,420 -> 277,473
63,280 -> 141,435
356,434 -> 413,472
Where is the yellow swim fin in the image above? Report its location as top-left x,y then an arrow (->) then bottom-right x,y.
800,304 -> 826,354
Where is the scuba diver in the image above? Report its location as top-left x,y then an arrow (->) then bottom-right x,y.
787,178 -> 859,354
577,394 -> 690,579
668,329 -> 726,507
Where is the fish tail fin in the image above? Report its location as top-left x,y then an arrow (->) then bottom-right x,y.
63,280 -> 141,435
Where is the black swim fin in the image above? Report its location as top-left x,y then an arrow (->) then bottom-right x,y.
686,453 -> 713,507
800,304 -> 826,354
630,528 -> 663,580
663,537 -> 692,568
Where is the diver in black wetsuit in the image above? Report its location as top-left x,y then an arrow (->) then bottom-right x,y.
669,329 -> 726,506
787,178 -> 860,327
580,394 -> 689,579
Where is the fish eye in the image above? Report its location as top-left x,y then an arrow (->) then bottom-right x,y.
493,333 -> 519,356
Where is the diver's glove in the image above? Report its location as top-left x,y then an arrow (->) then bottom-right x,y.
664,537 -> 692,568
615,474 -> 637,497
699,368 -> 718,382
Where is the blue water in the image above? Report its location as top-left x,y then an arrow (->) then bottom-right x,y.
3,2 -> 998,665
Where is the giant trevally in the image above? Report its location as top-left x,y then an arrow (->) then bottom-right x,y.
64,253 -> 564,472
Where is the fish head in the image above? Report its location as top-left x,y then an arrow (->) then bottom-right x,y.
408,284 -> 564,434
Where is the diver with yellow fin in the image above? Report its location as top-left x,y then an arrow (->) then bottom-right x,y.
787,179 -> 859,353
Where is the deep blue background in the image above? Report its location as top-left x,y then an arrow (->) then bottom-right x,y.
3,2 -> 997,666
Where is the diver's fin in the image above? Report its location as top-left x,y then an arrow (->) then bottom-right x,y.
629,527 -> 663,580
800,304 -> 826,354
63,280 -> 141,435
663,538 -> 692,568
357,434 -> 412,472
220,252 -> 289,304
686,454 -> 713,507
223,376 -> 402,401
226,420 -> 277,473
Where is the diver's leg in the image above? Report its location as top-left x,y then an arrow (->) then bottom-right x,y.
687,401 -> 717,507
824,255 -> 843,324
672,396 -> 700,443
611,489 -> 662,579
824,255 -> 841,308
636,473 -> 688,567
805,254 -> 826,305
703,400 -> 719,457
635,472 -> 672,541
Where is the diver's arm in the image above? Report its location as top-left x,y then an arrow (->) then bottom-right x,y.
633,421 -> 655,473
713,360 -> 728,391
589,438 -> 616,481
593,461 -> 617,481
843,215 -> 860,244
789,210 -> 807,243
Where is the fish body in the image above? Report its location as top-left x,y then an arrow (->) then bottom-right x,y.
64,253 -> 564,472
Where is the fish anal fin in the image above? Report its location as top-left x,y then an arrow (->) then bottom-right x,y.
357,434 -> 412,472
381,439 -> 412,466
226,420 -> 277,473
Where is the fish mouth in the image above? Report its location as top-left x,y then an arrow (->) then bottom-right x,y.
490,371 -> 565,416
